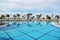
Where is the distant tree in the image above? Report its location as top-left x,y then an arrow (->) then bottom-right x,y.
27,13 -> 32,19
36,14 -> 42,19
16,13 -> 20,19
13,15 -> 16,19
31,16 -> 34,19
55,15 -> 59,20
1,15 -> 5,19
6,14 -> 10,19
46,15 -> 51,20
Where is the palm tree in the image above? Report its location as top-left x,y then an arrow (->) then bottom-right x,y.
0,17 -> 3,19
30,16 -> 34,21
46,15 -> 51,20
36,14 -> 42,21
26,13 -> 32,26
36,14 -> 42,25
45,15 -> 51,25
31,16 -> 34,19
55,15 -> 59,20
0,15 -> 6,25
55,15 -> 59,23
36,15 -> 39,19
0,17 -> 3,24
6,14 -> 10,20
13,15 -> 16,19
1,15 -> 5,19
16,13 -> 20,19
31,16 -> 35,22
27,13 -> 32,20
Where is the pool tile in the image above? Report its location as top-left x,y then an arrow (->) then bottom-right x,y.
18,24 -> 25,27
27,31 -> 43,38
38,35 -> 58,40
5,29 -> 23,38
0,31 -> 11,40
48,29 -> 60,37
17,28 -> 33,33
28,26 -> 41,30
39,24 -> 56,30
16,27 -> 26,30
26,22 -> 38,28
0,31 -> 9,37
13,34 -> 34,40
37,28 -> 53,34
0,37 -> 11,40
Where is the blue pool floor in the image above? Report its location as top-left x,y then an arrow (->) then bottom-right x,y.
0,22 -> 60,40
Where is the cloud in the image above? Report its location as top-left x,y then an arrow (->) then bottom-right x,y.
0,0 -> 60,14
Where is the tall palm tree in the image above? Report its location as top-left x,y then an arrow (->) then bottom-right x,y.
16,13 -> 20,19
27,13 -> 32,20
13,15 -> 16,19
36,14 -> 42,20
0,15 -> 6,24
0,17 -> 3,24
46,15 -> 51,20
1,15 -> 5,19
55,15 -> 59,20
31,16 -> 34,19
55,15 -> 59,23
6,14 -> 10,20
31,16 -> 34,20
31,16 -> 34,21
0,17 -> 3,19
36,15 -> 39,19
45,15 -> 51,25
26,13 -> 32,26
36,14 -> 42,25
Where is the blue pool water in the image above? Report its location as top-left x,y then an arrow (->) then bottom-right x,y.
0,21 -> 60,40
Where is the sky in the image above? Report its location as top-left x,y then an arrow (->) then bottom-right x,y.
0,0 -> 60,16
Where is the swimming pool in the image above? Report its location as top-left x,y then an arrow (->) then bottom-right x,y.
0,21 -> 60,40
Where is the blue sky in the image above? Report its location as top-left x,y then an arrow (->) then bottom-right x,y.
0,0 -> 60,16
